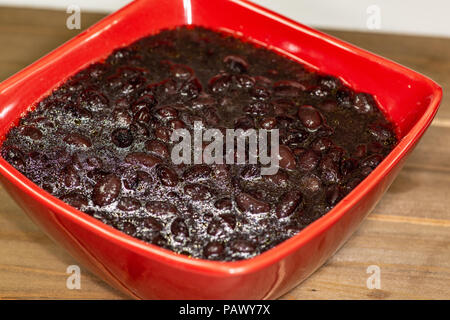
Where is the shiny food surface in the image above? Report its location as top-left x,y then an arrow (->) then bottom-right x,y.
1,26 -> 396,261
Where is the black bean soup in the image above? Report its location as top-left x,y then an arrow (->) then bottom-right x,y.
1,26 -> 397,261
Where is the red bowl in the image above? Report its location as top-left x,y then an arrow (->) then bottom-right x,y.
0,0 -> 442,299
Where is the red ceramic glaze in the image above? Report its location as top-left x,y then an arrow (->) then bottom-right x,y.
0,0 -> 442,299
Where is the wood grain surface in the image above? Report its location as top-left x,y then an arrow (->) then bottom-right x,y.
0,7 -> 448,300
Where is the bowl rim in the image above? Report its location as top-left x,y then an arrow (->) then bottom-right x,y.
0,0 -> 442,277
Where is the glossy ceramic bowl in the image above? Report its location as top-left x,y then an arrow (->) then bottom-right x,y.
0,0 -> 442,299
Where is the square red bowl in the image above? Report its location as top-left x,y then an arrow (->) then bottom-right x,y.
0,0 -> 442,299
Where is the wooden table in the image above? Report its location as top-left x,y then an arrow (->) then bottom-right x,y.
0,7 -> 448,300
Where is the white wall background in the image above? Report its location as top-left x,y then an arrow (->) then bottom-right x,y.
0,0 -> 449,38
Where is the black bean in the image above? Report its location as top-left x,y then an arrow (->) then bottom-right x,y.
298,105 -> 322,130
93,174 -> 121,206
142,217 -> 163,232
215,198 -> 232,211
276,190 -> 303,218
21,126 -> 42,140
111,128 -> 134,148
297,150 -> 320,172
171,218 -> 189,241
145,201 -> 177,216
300,174 -> 322,195
145,140 -> 169,158
64,133 -> 92,148
117,197 -> 141,211
204,241 -> 224,259
157,165 -> 179,186
209,74 -> 233,93
278,145 -> 296,170
61,192 -> 88,209
170,63 -> 193,80
353,93 -> 374,114
236,193 -> 270,214
125,152 -> 161,168
223,55 -> 249,73
184,183 -> 212,201
183,164 -> 212,181
231,239 -> 255,253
